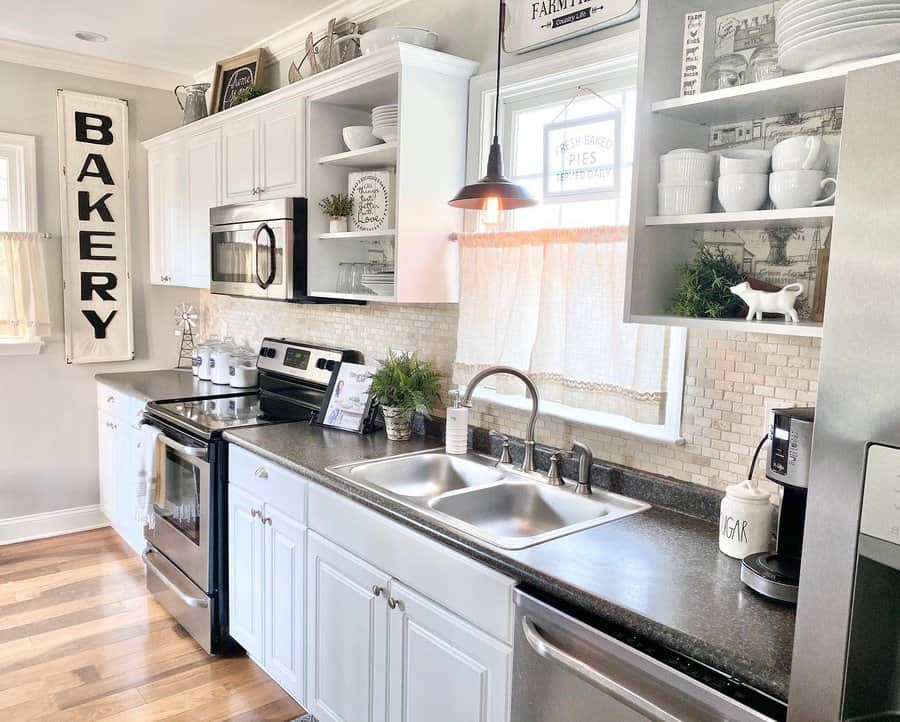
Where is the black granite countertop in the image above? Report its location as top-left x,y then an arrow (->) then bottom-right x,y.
224,422 -> 796,702
95,369 -> 247,403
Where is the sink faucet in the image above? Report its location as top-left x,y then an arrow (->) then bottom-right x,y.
570,441 -> 594,495
460,366 -> 539,473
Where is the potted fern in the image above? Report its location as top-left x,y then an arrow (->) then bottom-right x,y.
319,193 -> 353,233
370,351 -> 443,441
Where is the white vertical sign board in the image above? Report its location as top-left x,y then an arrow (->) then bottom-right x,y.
57,91 -> 134,364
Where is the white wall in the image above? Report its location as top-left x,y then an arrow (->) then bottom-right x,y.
0,60 -> 205,520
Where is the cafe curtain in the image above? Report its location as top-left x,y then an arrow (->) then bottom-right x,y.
0,231 -> 51,340
453,226 -> 672,425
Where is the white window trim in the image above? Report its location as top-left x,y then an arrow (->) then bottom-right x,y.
0,132 -> 43,354
461,30 -> 687,444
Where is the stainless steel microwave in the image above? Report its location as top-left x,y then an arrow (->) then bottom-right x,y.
210,198 -> 310,301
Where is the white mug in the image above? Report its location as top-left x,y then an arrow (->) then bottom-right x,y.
769,170 -> 837,209
717,173 -> 769,212
772,135 -> 827,172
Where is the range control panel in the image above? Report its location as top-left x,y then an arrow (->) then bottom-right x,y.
861,444 -> 900,546
256,338 -> 360,387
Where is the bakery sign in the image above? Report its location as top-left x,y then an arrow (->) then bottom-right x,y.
57,91 -> 134,364
504,0 -> 641,54
543,111 -> 621,200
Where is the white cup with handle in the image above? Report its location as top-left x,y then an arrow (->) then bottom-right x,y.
769,170 -> 837,209
772,135 -> 828,172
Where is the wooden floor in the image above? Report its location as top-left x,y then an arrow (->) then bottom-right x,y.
0,527 -> 305,721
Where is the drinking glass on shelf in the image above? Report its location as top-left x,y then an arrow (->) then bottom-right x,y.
705,53 -> 748,90
337,263 -> 353,293
350,263 -> 371,294
748,43 -> 783,83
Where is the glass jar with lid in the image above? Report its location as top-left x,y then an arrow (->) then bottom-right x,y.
228,347 -> 259,388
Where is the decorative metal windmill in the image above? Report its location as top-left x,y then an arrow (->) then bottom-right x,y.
174,304 -> 199,369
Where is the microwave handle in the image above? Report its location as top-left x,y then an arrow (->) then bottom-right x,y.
253,222 -> 277,289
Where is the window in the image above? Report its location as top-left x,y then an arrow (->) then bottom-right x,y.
457,34 -> 687,443
0,132 -> 46,354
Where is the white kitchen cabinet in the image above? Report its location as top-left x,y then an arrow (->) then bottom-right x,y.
96,383 -> 146,554
222,99 -> 305,203
227,446 -> 308,704
185,129 -> 221,287
227,482 -> 265,661
387,580 -> 512,722
306,531 -> 390,722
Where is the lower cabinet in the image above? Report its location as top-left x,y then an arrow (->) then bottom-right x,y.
227,447 -> 307,704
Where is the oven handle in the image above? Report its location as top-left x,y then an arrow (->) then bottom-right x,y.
253,222 -> 277,289
143,549 -> 209,608
521,616 -> 683,722
158,434 -> 208,462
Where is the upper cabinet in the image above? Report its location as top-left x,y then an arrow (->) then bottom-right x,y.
143,44 -> 477,298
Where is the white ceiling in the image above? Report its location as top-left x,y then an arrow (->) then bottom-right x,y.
0,0 -> 325,75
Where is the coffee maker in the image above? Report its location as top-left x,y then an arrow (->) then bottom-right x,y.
741,407 -> 815,603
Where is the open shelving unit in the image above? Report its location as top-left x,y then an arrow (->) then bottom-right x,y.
318,142 -> 399,169
622,0 -> 898,339
318,229 -> 397,240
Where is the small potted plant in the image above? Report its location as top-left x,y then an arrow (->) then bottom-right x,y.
319,193 -> 353,234
230,84 -> 268,107
370,350 -> 443,441
671,244 -> 746,319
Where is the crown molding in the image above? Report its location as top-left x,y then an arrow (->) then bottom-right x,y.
193,0 -> 416,81
0,38 -> 188,90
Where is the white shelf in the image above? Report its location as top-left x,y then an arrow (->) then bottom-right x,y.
646,207 -> 834,231
651,52 -> 900,125
310,290 -> 395,303
317,142 -> 398,169
318,229 -> 396,240
631,314 -> 823,338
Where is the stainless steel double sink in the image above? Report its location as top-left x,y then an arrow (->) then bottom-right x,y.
327,449 -> 650,550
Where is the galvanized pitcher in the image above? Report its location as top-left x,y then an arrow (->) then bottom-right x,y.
174,83 -> 210,125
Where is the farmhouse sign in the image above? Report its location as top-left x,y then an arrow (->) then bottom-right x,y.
57,91 -> 134,364
504,0 -> 640,54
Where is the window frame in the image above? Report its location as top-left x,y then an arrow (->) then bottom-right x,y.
461,31 -> 687,444
0,132 -> 38,234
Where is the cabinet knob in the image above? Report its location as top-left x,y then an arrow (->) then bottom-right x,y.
262,516 -> 272,526
387,596 -> 400,610
250,509 -> 260,519
254,467 -> 269,479
372,585 -> 384,597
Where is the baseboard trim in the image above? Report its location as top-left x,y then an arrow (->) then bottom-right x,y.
0,505 -> 109,545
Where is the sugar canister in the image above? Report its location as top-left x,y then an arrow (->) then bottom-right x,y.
719,480 -> 772,559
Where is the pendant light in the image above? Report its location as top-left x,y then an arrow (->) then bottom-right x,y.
449,0 -> 537,224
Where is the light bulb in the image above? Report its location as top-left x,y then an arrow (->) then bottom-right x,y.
482,196 -> 502,226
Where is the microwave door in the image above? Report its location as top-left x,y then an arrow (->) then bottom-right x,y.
210,226 -> 266,298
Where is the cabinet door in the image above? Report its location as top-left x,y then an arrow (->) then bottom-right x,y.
307,531 -> 390,722
147,147 -> 186,285
113,423 -> 144,554
184,129 -> 220,288
258,100 -> 305,199
223,117 -> 258,203
228,483 -> 265,660
264,503 -> 306,703
387,581 -> 511,722
97,412 -> 118,521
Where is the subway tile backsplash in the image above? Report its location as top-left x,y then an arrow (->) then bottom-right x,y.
206,295 -> 819,494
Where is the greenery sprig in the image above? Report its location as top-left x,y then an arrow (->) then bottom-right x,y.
671,244 -> 746,319
318,193 -> 353,218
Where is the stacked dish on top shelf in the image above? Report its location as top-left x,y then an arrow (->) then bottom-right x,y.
372,104 -> 399,143
360,268 -> 395,296
777,0 -> 900,72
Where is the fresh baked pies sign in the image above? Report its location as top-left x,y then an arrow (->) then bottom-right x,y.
504,0 -> 641,53
57,91 -> 134,364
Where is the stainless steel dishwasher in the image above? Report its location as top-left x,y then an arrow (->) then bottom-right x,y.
512,589 -> 786,722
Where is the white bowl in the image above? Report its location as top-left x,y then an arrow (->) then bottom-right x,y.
360,27 -> 438,54
719,149 -> 772,175
658,181 -> 714,215
342,126 -> 382,151
659,150 -> 715,183
717,173 -> 770,212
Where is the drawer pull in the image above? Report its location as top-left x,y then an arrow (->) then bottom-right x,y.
262,516 -> 272,526
372,585 -> 384,597
254,467 -> 269,479
251,509 -> 261,519
387,596 -> 401,610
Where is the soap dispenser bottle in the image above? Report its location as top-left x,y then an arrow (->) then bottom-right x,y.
445,389 -> 469,455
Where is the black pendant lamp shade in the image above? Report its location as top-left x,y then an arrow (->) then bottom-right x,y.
449,0 -> 537,213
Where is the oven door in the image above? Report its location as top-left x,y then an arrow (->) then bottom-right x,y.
210,219 -> 292,300
144,432 -> 211,592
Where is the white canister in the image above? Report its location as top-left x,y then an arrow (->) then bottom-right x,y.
196,341 -> 219,381
228,353 -> 259,389
210,339 -> 236,385
718,480 -> 773,559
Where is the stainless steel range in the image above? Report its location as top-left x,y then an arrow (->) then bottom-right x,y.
142,338 -> 362,653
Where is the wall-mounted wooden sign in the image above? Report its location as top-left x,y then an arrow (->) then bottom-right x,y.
504,0 -> 640,54
57,91 -> 134,364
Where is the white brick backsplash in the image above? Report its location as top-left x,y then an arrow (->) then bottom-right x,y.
205,296 -> 820,493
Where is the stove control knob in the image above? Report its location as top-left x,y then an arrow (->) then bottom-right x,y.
264,347 -> 277,358
259,346 -> 270,358
316,358 -> 328,370
325,360 -> 337,372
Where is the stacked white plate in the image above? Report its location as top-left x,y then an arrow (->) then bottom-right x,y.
371,104 -> 399,143
361,270 -> 395,297
777,0 -> 900,72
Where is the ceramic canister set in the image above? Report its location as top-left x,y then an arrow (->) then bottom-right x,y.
657,136 -> 837,215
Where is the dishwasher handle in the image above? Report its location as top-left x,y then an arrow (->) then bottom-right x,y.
522,616 -> 683,722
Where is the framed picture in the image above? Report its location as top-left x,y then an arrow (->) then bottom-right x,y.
318,362 -> 379,433
211,49 -> 264,113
